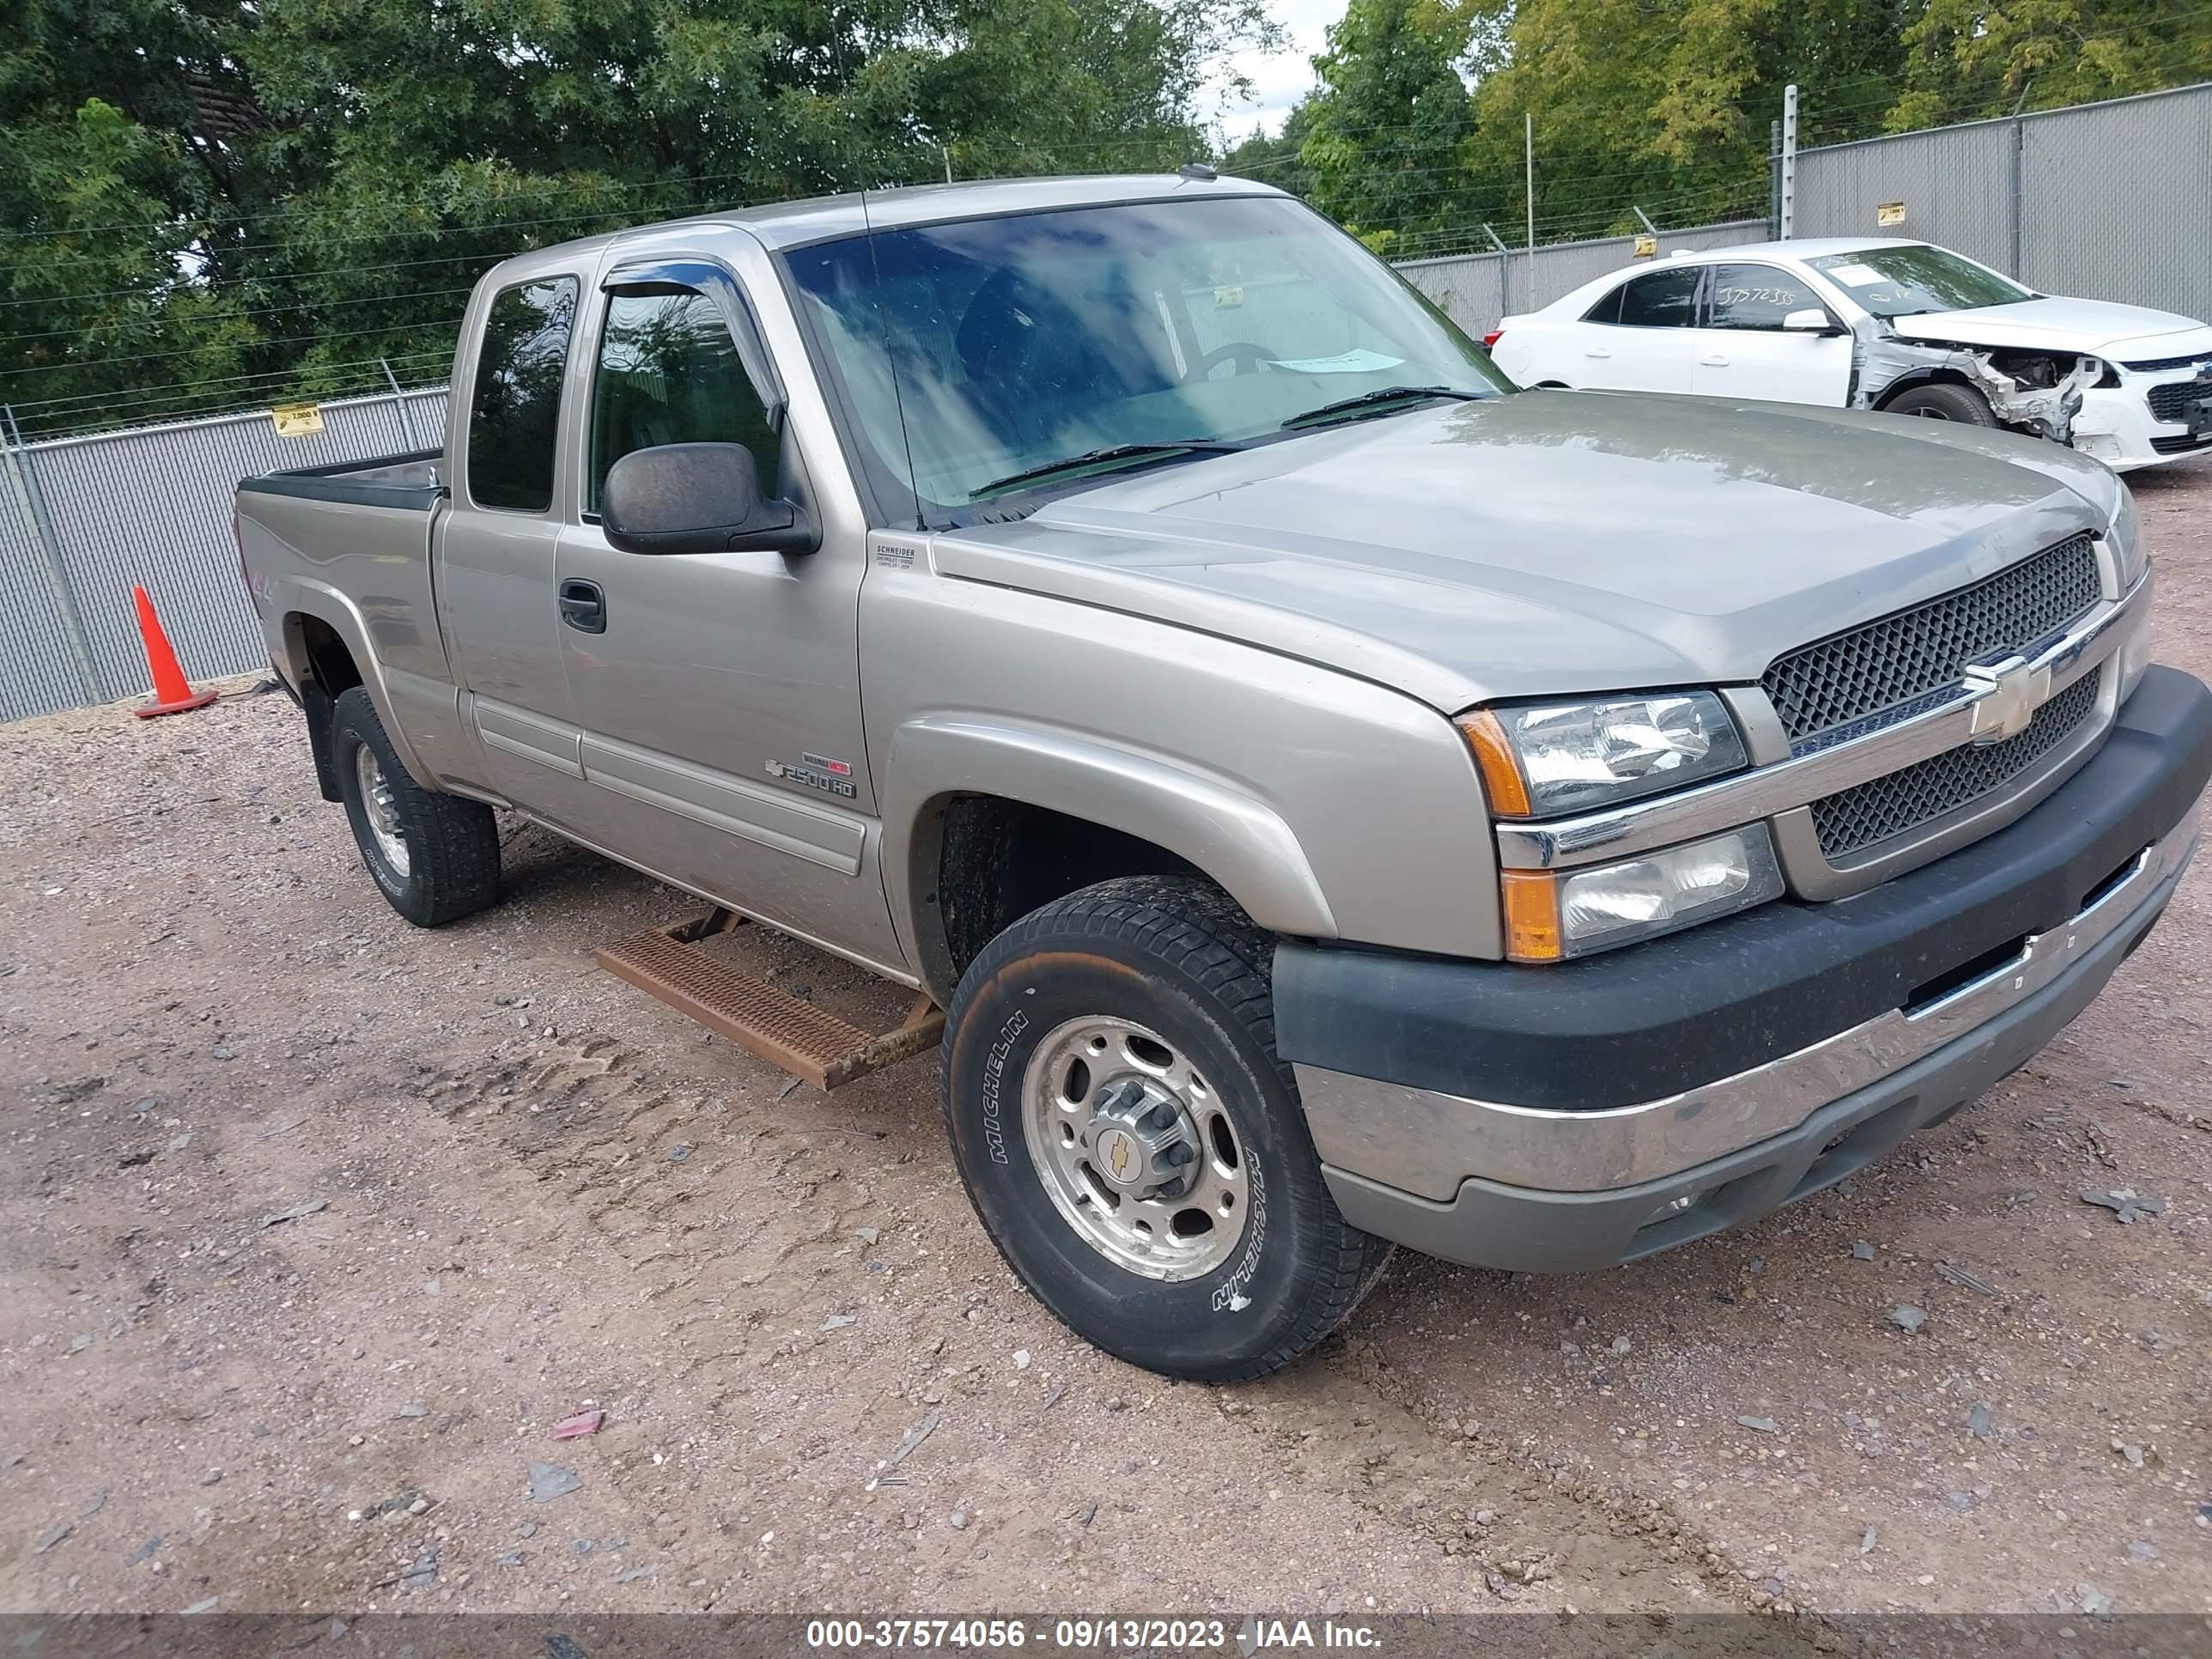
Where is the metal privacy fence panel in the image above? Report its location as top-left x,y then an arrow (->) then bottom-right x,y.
1794,82 -> 2212,322
2016,87 -> 2212,321
1791,118 -> 2016,271
0,387 -> 447,723
0,451 -> 100,717
1396,221 -> 1771,338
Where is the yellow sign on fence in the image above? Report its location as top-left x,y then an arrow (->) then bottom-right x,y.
271,402 -> 325,438
1876,201 -> 1907,228
1633,234 -> 1658,258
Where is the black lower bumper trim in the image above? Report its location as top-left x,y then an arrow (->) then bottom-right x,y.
1321,847 -> 2185,1273
1275,665 -> 2212,1111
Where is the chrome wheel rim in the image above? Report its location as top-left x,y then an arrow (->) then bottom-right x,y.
1019,1015 -> 1250,1281
354,745 -> 410,878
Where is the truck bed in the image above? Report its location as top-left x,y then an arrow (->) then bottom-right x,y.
235,444 -> 457,785
236,447 -> 445,510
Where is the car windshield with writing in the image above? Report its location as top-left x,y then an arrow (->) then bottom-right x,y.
1808,245 -> 2033,319
782,194 -> 1510,522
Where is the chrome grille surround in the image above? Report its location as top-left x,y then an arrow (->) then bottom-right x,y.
1491,556 -> 2145,884
1762,534 -> 2102,745
1810,669 -> 2103,860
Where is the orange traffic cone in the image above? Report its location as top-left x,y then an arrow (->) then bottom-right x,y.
130,585 -> 218,718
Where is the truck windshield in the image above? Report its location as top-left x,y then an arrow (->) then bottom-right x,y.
1807,245 -> 2033,319
782,194 -> 1510,521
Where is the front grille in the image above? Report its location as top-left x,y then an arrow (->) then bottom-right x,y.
1762,534 -> 2102,744
2151,432 -> 2212,455
1810,669 -> 2101,860
2147,380 -> 2209,422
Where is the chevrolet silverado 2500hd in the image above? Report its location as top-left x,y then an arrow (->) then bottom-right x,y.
237,173 -> 2212,1381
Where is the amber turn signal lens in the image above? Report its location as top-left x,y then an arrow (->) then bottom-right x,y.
1500,871 -> 1563,962
1457,709 -> 1533,817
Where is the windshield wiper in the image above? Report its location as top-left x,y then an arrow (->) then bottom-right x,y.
969,441 -> 1244,501
1280,384 -> 1486,430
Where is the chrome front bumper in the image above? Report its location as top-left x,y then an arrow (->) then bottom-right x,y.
1297,797 -> 2198,1201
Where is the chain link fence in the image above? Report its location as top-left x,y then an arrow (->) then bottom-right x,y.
3,80 -> 2207,724
1791,81 -> 2212,321
1,386 -> 447,722
1394,219 -> 1771,338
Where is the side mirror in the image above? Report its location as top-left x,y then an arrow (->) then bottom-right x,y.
600,442 -> 817,556
1782,307 -> 1842,335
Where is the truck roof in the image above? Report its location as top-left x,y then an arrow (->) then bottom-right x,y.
485,172 -> 1286,283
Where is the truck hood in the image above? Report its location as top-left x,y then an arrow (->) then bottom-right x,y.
1889,296 -> 2212,358
932,391 -> 2116,713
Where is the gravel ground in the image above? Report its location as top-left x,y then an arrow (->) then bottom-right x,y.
3,461 -> 2209,1624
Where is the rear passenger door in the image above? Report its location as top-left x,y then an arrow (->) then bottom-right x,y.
1576,265 -> 1703,393
435,270 -> 600,823
1690,263 -> 1854,405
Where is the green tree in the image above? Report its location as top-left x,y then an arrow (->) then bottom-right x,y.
1892,0 -> 2212,129
2,0 -> 1277,432
1466,0 -> 1916,240
1298,0 -> 1480,247
0,0 -> 275,428
1219,100 -> 1318,200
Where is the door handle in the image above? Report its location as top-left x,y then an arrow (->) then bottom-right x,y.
1585,347 -> 1612,359
1699,355 -> 1729,368
558,579 -> 605,634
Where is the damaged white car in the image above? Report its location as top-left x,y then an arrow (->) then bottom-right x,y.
1486,237 -> 2212,470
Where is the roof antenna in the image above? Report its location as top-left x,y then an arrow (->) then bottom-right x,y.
1178,162 -> 1218,182
858,184 -> 927,532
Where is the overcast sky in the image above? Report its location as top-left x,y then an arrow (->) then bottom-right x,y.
1211,0 -> 1342,142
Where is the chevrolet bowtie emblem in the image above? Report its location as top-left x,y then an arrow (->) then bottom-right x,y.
1964,654 -> 2053,744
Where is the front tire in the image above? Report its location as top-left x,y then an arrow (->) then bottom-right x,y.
940,876 -> 1390,1381
1885,382 -> 1998,425
329,685 -> 501,927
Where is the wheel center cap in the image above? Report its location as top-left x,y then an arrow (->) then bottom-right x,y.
1095,1126 -> 1146,1189
1087,1078 -> 1198,1198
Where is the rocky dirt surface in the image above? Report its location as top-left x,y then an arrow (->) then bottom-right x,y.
3,465 -> 2209,1626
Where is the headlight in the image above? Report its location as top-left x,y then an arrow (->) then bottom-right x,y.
1501,825 -> 1785,960
1461,690 -> 1747,817
2110,487 -> 2147,592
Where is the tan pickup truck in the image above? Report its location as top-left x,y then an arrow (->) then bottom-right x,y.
238,173 -> 2211,1379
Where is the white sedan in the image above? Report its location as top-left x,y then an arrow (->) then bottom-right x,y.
1486,237 -> 2212,471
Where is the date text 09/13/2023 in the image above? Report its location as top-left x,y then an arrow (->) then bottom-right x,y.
803,1618 -> 1383,1650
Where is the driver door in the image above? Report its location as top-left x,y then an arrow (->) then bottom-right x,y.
553,257 -> 899,966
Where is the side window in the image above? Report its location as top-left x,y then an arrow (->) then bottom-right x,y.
589,284 -> 779,511
1581,283 -> 1624,325
1706,264 -> 1826,331
466,276 -> 578,513
1615,267 -> 1703,328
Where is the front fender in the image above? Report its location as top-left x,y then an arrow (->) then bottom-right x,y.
883,716 -> 1337,994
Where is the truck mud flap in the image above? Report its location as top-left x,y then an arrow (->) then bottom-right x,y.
302,679 -> 343,803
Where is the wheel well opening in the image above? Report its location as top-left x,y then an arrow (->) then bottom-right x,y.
294,614 -> 362,696
1873,368 -> 1978,410
932,796 -> 1206,981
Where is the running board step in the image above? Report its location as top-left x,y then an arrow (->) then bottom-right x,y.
594,908 -> 943,1091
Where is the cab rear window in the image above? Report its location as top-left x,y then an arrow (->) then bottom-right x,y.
466,276 -> 579,513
